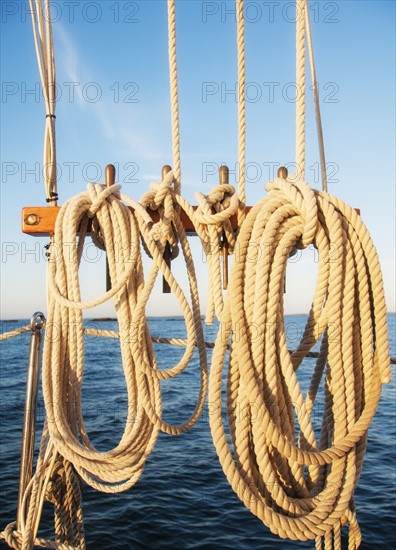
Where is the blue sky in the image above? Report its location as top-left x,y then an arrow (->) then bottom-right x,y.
1,0 -> 395,319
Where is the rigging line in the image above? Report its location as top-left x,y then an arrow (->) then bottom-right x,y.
304,0 -> 328,192
167,0 -> 181,193
236,0 -> 247,225
296,0 -> 306,179
28,0 -> 58,205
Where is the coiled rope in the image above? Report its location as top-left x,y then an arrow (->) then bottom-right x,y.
208,175 -> 391,548
42,177 -> 207,493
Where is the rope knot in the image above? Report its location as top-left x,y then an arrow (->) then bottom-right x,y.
205,183 -> 235,207
266,176 -> 318,248
139,170 -> 179,258
86,183 -> 122,219
1,522 -> 20,548
84,183 -> 123,252
195,184 -> 239,229
139,170 -> 175,213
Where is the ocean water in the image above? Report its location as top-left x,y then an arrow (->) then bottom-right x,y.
0,314 -> 395,550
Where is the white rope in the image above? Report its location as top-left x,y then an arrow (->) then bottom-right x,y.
0,324 -> 32,341
29,0 -> 57,204
296,0 -> 306,178
42,175 -> 207,493
167,0 -> 181,193
236,0 -> 247,224
1,424 -> 84,549
209,175 -> 391,548
19,429 -> 58,549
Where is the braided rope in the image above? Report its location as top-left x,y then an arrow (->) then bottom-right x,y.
209,176 -> 391,546
52,457 -> 85,549
167,0 -> 181,193
236,0 -> 247,224
0,325 -> 32,341
0,522 -> 79,550
1,326 -> 394,362
296,0 -> 306,178
41,175 -> 207,493
0,420 -> 85,550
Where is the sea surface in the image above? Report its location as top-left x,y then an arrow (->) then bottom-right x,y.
1,315 -> 395,549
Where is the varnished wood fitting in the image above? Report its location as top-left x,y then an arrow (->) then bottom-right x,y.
277,166 -> 288,179
162,165 -> 172,179
21,205 -> 206,235
162,165 -> 172,293
105,164 -> 116,187
219,165 -> 229,290
105,164 -> 116,291
219,164 -> 229,186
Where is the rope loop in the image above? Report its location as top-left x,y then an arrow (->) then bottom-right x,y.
139,170 -> 180,260
209,177 -> 391,545
41,178 -> 208,493
87,183 -> 121,218
195,184 -> 239,228
266,176 -> 318,248
140,171 -> 174,210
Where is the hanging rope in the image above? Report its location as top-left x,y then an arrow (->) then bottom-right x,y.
1,425 -> 84,550
41,176 -> 207,493
29,0 -> 58,204
167,0 -> 181,193
304,2 -> 327,191
296,0 -> 306,178
236,0 -> 247,224
208,175 -> 391,549
295,0 -> 328,190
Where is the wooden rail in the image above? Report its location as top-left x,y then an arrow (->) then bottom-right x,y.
21,205 -> 246,236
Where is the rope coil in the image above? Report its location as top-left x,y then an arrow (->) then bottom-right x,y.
42,177 -> 207,493
208,175 -> 391,548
